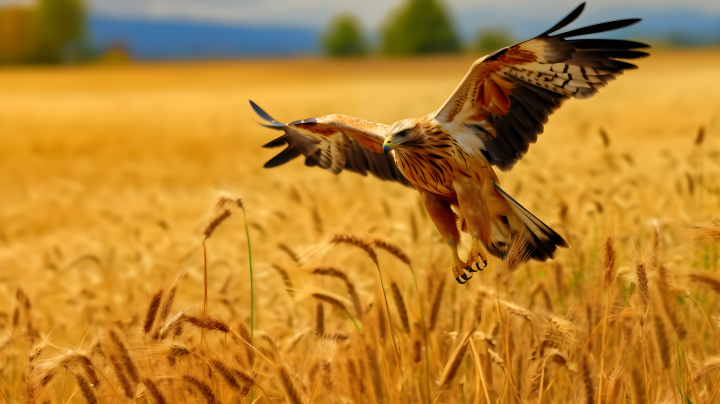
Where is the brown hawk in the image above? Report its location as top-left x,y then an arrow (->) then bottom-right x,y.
250,3 -> 648,284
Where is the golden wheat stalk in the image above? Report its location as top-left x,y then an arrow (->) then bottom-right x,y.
691,219 -> 720,241
688,271 -> 720,294
390,282 -> 410,334
598,235 -> 616,404
436,330 -> 471,391
468,337 -> 491,404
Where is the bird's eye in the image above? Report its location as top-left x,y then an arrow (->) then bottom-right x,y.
398,131 -> 408,138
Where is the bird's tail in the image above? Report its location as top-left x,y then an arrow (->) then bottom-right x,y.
488,182 -> 569,261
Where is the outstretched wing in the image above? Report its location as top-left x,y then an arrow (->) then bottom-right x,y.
434,2 -> 649,171
251,101 -> 413,187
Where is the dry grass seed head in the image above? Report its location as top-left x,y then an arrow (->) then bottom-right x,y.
345,360 -> 360,402
603,236 -> 617,287
692,355 -> 720,382
74,354 -> 100,388
215,192 -> 243,211
143,379 -> 167,404
158,311 -> 185,340
184,374 -> 220,404
321,358 -> 333,396
108,330 -> 140,384
412,337 -> 422,363
473,288 -> 485,324
651,222 -> 661,268
76,374 -> 99,404
437,332 -> 470,389
144,289 -> 164,335
312,206 -> 323,234
169,343 -> 191,359
653,316 -> 672,370
311,267 -> 362,318
530,283 -> 553,312
237,322 -> 255,368
330,234 -> 377,264
203,208 -> 232,240
376,293 -> 387,340
658,288 -> 688,340
691,219 -> 720,241
156,274 -> 183,333
278,243 -> 301,265
688,271 -> 720,294
109,354 -> 134,399
372,238 -> 411,265
428,276 -> 445,331
232,368 -> 256,386
29,344 -> 43,363
695,125 -> 705,145
390,282 -> 410,334
272,264 -> 295,298
524,348 -> 566,401
185,314 -> 230,333
312,292 -> 349,314
210,359 -> 242,390
279,366 -> 306,404
635,261 -> 650,316
311,266 -> 348,282
257,333 -> 281,363
316,303 -> 324,338
629,362 -> 648,404
599,127 -> 610,147
581,352 -> 594,404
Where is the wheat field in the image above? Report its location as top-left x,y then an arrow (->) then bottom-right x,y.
1,50 -> 720,404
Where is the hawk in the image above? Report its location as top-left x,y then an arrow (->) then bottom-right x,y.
250,3 -> 648,284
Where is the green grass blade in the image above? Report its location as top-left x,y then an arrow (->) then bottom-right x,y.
242,208 -> 254,338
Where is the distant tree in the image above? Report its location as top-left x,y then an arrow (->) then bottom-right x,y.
474,29 -> 515,54
0,6 -> 36,64
33,0 -> 86,63
381,0 -> 461,56
322,14 -> 368,57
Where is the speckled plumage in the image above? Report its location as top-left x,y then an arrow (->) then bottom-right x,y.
250,3 -> 648,283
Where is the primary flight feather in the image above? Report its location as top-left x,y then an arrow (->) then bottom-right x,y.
250,3 -> 648,284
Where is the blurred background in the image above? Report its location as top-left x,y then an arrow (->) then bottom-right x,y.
1,2 -> 719,403
1,0 -> 719,63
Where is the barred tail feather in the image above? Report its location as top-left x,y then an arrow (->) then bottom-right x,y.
493,182 -> 569,261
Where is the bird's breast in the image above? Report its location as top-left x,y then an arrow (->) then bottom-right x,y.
392,142 -> 494,199
392,147 -> 458,198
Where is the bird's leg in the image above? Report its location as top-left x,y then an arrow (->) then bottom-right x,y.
467,237 -> 489,272
418,189 -> 473,284
453,175 -> 493,272
449,241 -> 473,284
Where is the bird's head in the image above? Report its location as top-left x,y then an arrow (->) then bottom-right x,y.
383,121 -> 418,157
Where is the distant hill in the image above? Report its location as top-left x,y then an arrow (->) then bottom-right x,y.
88,7 -> 720,60
89,16 -> 321,60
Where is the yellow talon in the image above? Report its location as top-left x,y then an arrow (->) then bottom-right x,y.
467,237 -> 488,272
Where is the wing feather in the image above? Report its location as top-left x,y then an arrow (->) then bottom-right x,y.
434,3 -> 648,171
250,101 -> 414,188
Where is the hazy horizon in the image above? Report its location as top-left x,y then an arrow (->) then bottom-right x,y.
2,0 -> 720,30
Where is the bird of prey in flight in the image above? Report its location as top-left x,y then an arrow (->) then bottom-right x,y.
250,3 -> 648,284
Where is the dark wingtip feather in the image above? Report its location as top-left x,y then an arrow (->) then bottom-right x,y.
263,147 -> 301,168
249,100 -> 286,127
255,121 -> 285,131
568,39 -> 650,50
557,18 -> 642,38
262,135 -> 289,148
540,2 -> 586,37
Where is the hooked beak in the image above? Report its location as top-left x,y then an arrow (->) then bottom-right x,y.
383,139 -> 393,157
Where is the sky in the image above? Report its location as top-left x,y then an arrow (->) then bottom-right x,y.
2,0 -> 719,30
